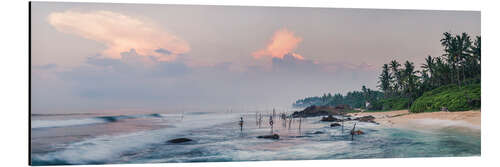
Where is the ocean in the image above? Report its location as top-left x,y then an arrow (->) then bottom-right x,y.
30,110 -> 481,165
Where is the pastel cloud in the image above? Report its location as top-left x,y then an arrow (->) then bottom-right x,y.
48,10 -> 190,62
253,28 -> 304,60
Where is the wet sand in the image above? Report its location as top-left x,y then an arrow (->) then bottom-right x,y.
352,110 -> 481,132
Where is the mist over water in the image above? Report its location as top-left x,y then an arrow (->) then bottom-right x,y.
30,110 -> 480,165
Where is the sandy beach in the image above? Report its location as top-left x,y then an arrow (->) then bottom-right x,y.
352,110 -> 481,132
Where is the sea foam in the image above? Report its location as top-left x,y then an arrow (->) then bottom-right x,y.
31,113 -> 164,129
32,112 -> 240,164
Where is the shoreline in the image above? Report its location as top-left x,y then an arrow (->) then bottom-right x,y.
352,110 -> 481,133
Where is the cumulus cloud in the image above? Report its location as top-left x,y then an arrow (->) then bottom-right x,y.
252,28 -> 304,60
48,10 -> 190,62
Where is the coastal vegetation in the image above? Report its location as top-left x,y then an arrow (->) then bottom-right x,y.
293,32 -> 481,113
410,83 -> 480,113
293,86 -> 383,109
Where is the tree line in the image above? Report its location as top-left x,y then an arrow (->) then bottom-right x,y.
292,86 -> 383,109
377,32 -> 481,108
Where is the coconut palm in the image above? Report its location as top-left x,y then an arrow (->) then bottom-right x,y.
389,60 -> 402,96
421,55 -> 435,88
402,61 -> 418,109
378,64 -> 391,97
440,32 -> 460,86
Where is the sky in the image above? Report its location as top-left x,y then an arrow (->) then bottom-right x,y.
30,2 -> 480,114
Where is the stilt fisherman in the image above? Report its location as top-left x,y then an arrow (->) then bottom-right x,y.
269,115 -> 274,133
239,117 -> 244,132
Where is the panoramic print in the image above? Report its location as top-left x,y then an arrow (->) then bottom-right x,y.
30,2 -> 481,165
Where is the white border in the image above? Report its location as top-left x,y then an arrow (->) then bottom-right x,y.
1,0 -> 499,167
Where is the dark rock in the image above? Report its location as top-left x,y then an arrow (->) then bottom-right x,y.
320,115 -> 341,122
330,123 -> 341,127
257,134 -> 280,140
291,105 -> 348,118
334,104 -> 353,110
167,138 -> 193,143
313,131 -> 325,134
354,115 -> 376,123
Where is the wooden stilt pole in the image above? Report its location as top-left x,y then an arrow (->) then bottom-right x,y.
256,112 -> 258,126
283,115 -> 286,128
341,114 -> 344,134
298,116 -> 302,134
351,123 -> 357,141
259,113 -> 262,128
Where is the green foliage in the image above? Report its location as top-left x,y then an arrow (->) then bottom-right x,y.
410,84 -> 480,113
378,64 -> 391,97
373,32 -> 481,112
379,97 -> 409,111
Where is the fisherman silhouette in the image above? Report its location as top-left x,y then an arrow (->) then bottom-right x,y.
269,115 -> 274,133
239,117 -> 244,132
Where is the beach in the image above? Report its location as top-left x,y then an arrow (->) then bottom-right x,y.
353,110 -> 481,133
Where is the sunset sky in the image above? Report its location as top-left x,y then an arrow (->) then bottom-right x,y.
30,2 -> 480,113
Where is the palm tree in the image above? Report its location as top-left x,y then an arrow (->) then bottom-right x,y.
471,36 -> 481,63
433,57 -> 451,86
472,36 -> 481,77
402,61 -> 418,109
441,32 -> 460,87
457,32 -> 472,86
419,69 -> 431,94
362,85 -> 368,107
440,32 -> 477,88
421,55 -> 435,88
467,36 -> 481,79
389,60 -> 401,96
378,64 -> 391,97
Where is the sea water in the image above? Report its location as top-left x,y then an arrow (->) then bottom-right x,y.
30,111 -> 480,165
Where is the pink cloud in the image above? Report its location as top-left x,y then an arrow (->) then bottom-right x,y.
48,10 -> 190,62
252,28 -> 304,60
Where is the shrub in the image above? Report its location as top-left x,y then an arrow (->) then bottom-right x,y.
383,97 -> 409,111
410,84 -> 480,113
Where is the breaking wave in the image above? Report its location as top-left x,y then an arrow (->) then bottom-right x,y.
31,113 -> 164,129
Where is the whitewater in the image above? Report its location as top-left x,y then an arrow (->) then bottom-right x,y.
30,111 -> 480,165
